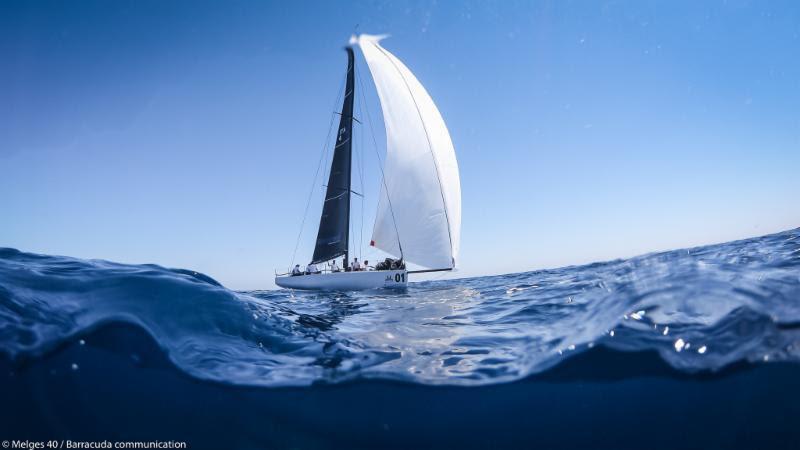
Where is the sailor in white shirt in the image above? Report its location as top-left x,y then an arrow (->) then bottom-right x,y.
330,260 -> 340,272
291,264 -> 302,276
306,263 -> 319,274
352,258 -> 362,271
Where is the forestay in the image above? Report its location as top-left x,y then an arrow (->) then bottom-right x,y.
355,34 -> 461,269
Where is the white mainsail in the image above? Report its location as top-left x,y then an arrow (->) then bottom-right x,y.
356,34 -> 461,269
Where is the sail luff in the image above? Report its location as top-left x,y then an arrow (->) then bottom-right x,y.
311,47 -> 355,265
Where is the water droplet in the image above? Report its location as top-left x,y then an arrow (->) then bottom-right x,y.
71,363 -> 79,371
79,339 -> 85,346
609,330 -> 615,337
674,338 -> 685,352
697,346 -> 707,354
663,326 -> 669,336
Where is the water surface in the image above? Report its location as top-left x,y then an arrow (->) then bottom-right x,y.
2,228 -> 799,448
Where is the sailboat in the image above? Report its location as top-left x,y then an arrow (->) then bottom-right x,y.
275,34 -> 461,291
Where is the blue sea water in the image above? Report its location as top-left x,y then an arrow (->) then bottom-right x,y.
2,228 -> 799,449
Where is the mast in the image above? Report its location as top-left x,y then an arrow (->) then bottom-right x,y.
311,47 -> 356,267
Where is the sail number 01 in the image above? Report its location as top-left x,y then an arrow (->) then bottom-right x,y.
387,273 -> 406,283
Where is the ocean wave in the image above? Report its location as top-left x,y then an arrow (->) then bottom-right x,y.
1,229 -> 799,387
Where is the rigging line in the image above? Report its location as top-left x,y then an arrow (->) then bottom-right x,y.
351,135 -> 361,261
359,96 -> 365,261
355,61 -> 404,259
321,130 -> 331,191
354,73 -> 366,261
372,42 -> 455,267
290,70 -> 347,268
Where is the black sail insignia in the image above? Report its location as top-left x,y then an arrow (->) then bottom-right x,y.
311,47 -> 355,265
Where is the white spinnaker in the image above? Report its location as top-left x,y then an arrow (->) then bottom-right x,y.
356,34 -> 461,269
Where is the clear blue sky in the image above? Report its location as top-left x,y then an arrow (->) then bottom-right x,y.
2,1 -> 798,290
